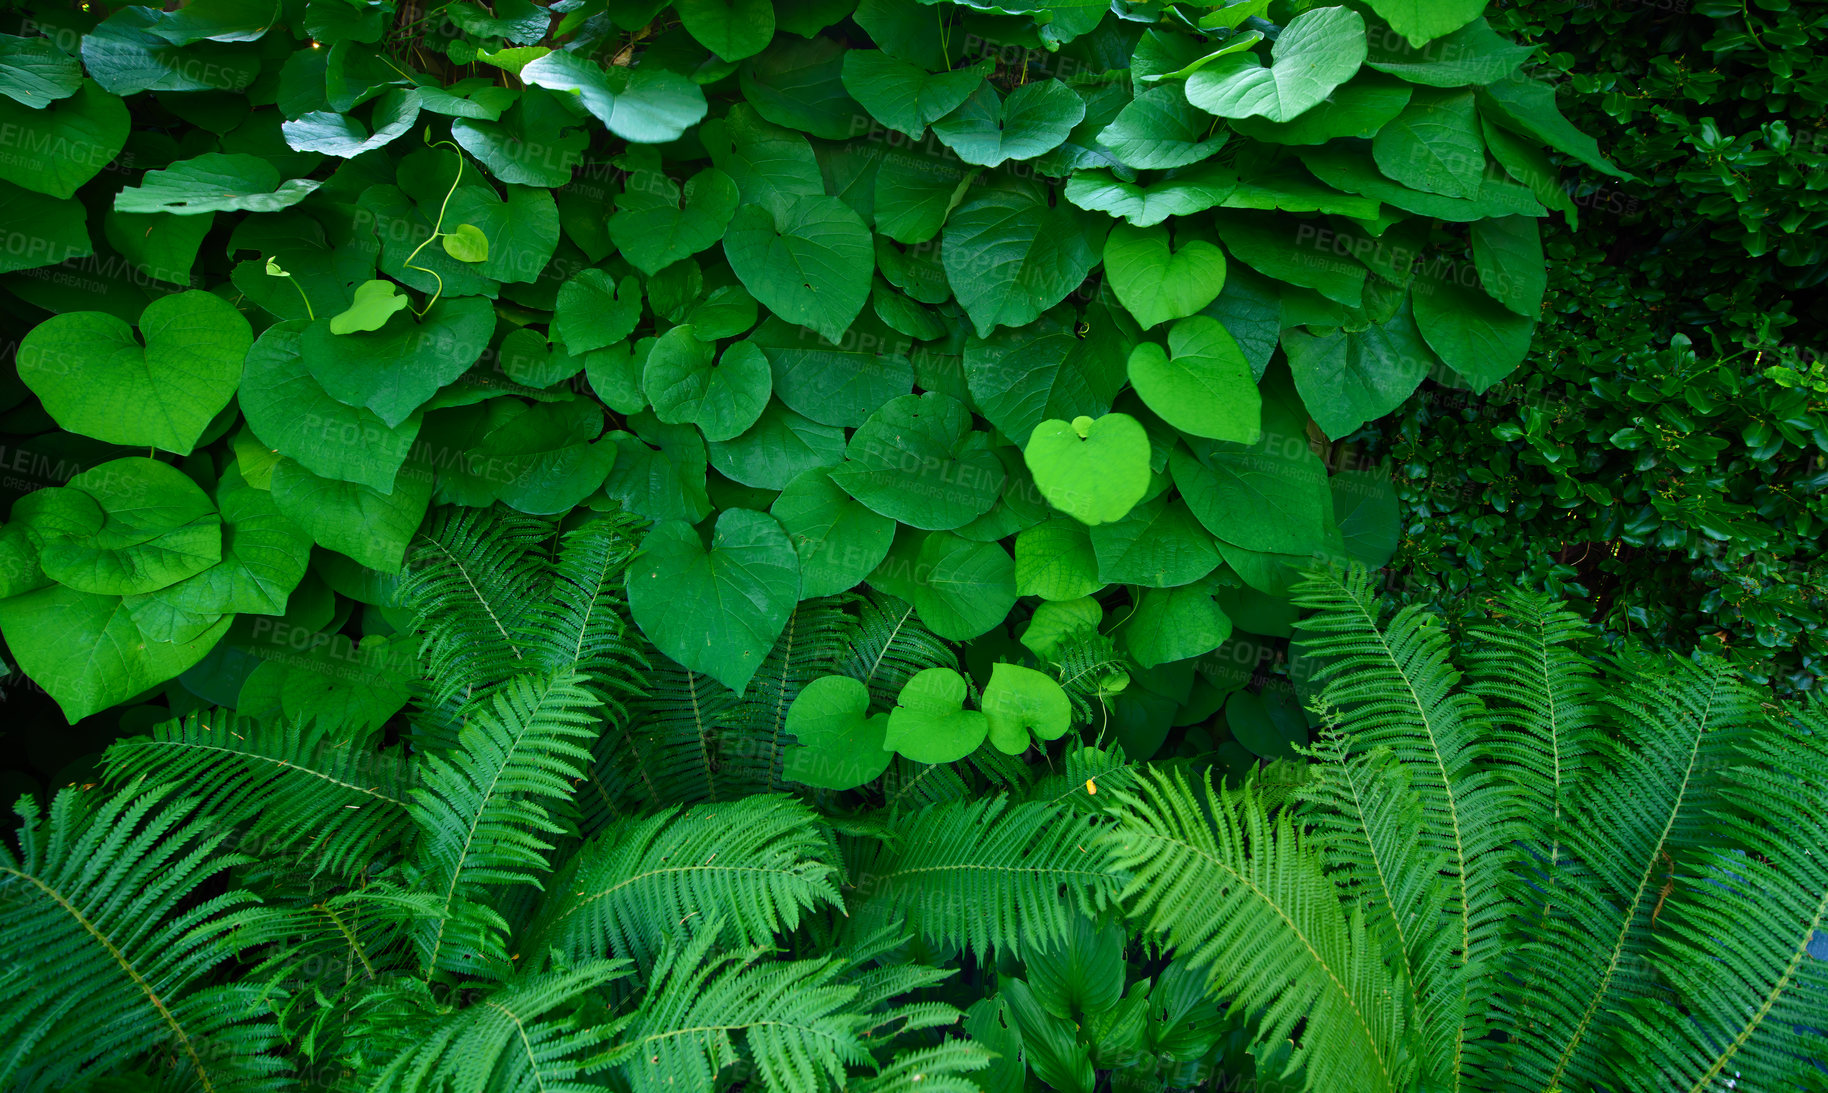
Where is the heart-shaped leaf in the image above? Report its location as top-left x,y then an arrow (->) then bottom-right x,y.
830,393 -> 1004,531
841,49 -> 987,138
932,79 -> 1085,167
1372,88 -> 1485,199
1063,162 -> 1238,227
770,467 -> 895,600
982,663 -> 1073,755
782,674 -> 891,790
1172,432 -> 1329,555
608,148 -> 741,274
301,296 -> 495,427
962,306 -> 1129,443
910,532 -> 1016,641
1127,583 -> 1232,669
722,194 -> 874,343
0,33 -> 82,107
440,222 -> 490,263
18,290 -> 251,454
1098,85 -> 1228,170
882,666 -> 988,764
1014,519 -> 1102,601
1283,298 -> 1438,439
328,278 -> 410,335
1088,496 -> 1221,588
626,509 -> 800,696
1225,686 -> 1309,760
519,50 -> 708,143
281,87 -> 420,157
1024,413 -> 1152,526
269,455 -> 432,573
0,79 -> 128,199
1127,316 -> 1261,442
1185,7 -> 1367,123
750,315 -> 916,428
1412,268 -> 1534,391
26,457 -> 221,596
675,0 -> 775,61
554,268 -> 641,354
115,152 -> 322,214
643,328 -> 772,442
943,183 -> 1106,336
1105,222 -> 1228,329
1367,0 -> 1486,48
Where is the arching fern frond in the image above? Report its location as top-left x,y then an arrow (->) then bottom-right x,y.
362,959 -> 632,1093
0,784 -> 284,1093
397,506 -> 555,710
1099,766 -> 1412,1093
843,796 -> 1117,960
518,510 -> 647,708
848,1042 -> 991,1093
837,591 -> 956,711
409,671 -> 603,978
618,923 -> 869,1093
524,794 -> 843,970
102,710 -> 414,879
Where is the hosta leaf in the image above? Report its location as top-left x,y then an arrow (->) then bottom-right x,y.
626,509 -> 800,695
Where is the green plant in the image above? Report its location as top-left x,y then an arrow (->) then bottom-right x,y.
1101,568 -> 1828,1093
0,0 -> 1610,774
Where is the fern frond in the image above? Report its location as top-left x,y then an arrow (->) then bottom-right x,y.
0,784 -> 285,1093
618,924 -> 868,1093
525,795 -> 843,969
409,671 -> 603,978
848,1042 -> 990,1093
844,796 -> 1117,959
1291,565 -> 1509,1090
102,711 -> 413,879
1050,628 -> 1128,724
363,959 -> 632,1093
1492,654 -> 1769,1092
1099,766 -> 1412,1093
1604,699 -> 1828,1092
837,591 -> 956,711
1031,743 -> 1139,815
518,511 -> 647,704
398,506 -> 555,709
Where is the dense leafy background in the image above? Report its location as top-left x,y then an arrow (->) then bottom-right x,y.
0,0 -> 1605,796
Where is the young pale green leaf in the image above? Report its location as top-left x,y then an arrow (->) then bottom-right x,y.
722,195 -> 874,343
1185,7 -> 1367,123
1127,316 -> 1261,443
17,290 -> 251,455
1105,222 -> 1228,330
883,666 -> 989,764
440,222 -> 490,263
327,278 -> 409,334
982,663 -> 1073,755
626,509 -> 800,696
783,674 -> 892,789
1024,413 -> 1152,527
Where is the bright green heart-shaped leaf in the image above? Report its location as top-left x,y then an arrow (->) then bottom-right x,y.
841,49 -> 986,138
520,50 -> 708,143
1372,88 -> 1485,199
555,268 -> 641,354
1127,316 -> 1261,442
882,666 -> 989,764
608,147 -> 740,274
1283,298 -> 1437,439
1088,496 -> 1221,588
301,296 -> 495,427
931,78 -> 1085,167
643,328 -> 772,442
675,0 -> 774,61
1127,584 -> 1232,669
1172,432 -> 1329,555
1185,7 -> 1367,123
0,80 -> 128,199
18,290 -> 251,454
782,674 -> 892,789
830,393 -> 1004,530
440,222 -> 489,263
910,532 -> 1016,642
626,509 -> 800,696
269,455 -> 432,573
723,195 -> 874,343
0,33 -> 82,107
771,467 -> 895,600
115,152 -> 322,214
1063,162 -> 1237,227
328,278 -> 410,335
982,663 -> 1072,755
1020,597 -> 1102,659
943,184 -> 1105,336
240,321 -> 421,493
1024,413 -> 1152,527
1014,519 -> 1102,601
1366,0 -> 1486,48
28,457 -> 220,596
0,583 -> 230,721
1412,270 -> 1534,391
281,87 -> 420,157
135,464 -> 309,618
1105,222 -> 1228,329
751,315 -> 916,428
1098,84 -> 1228,170
963,306 -> 1129,444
